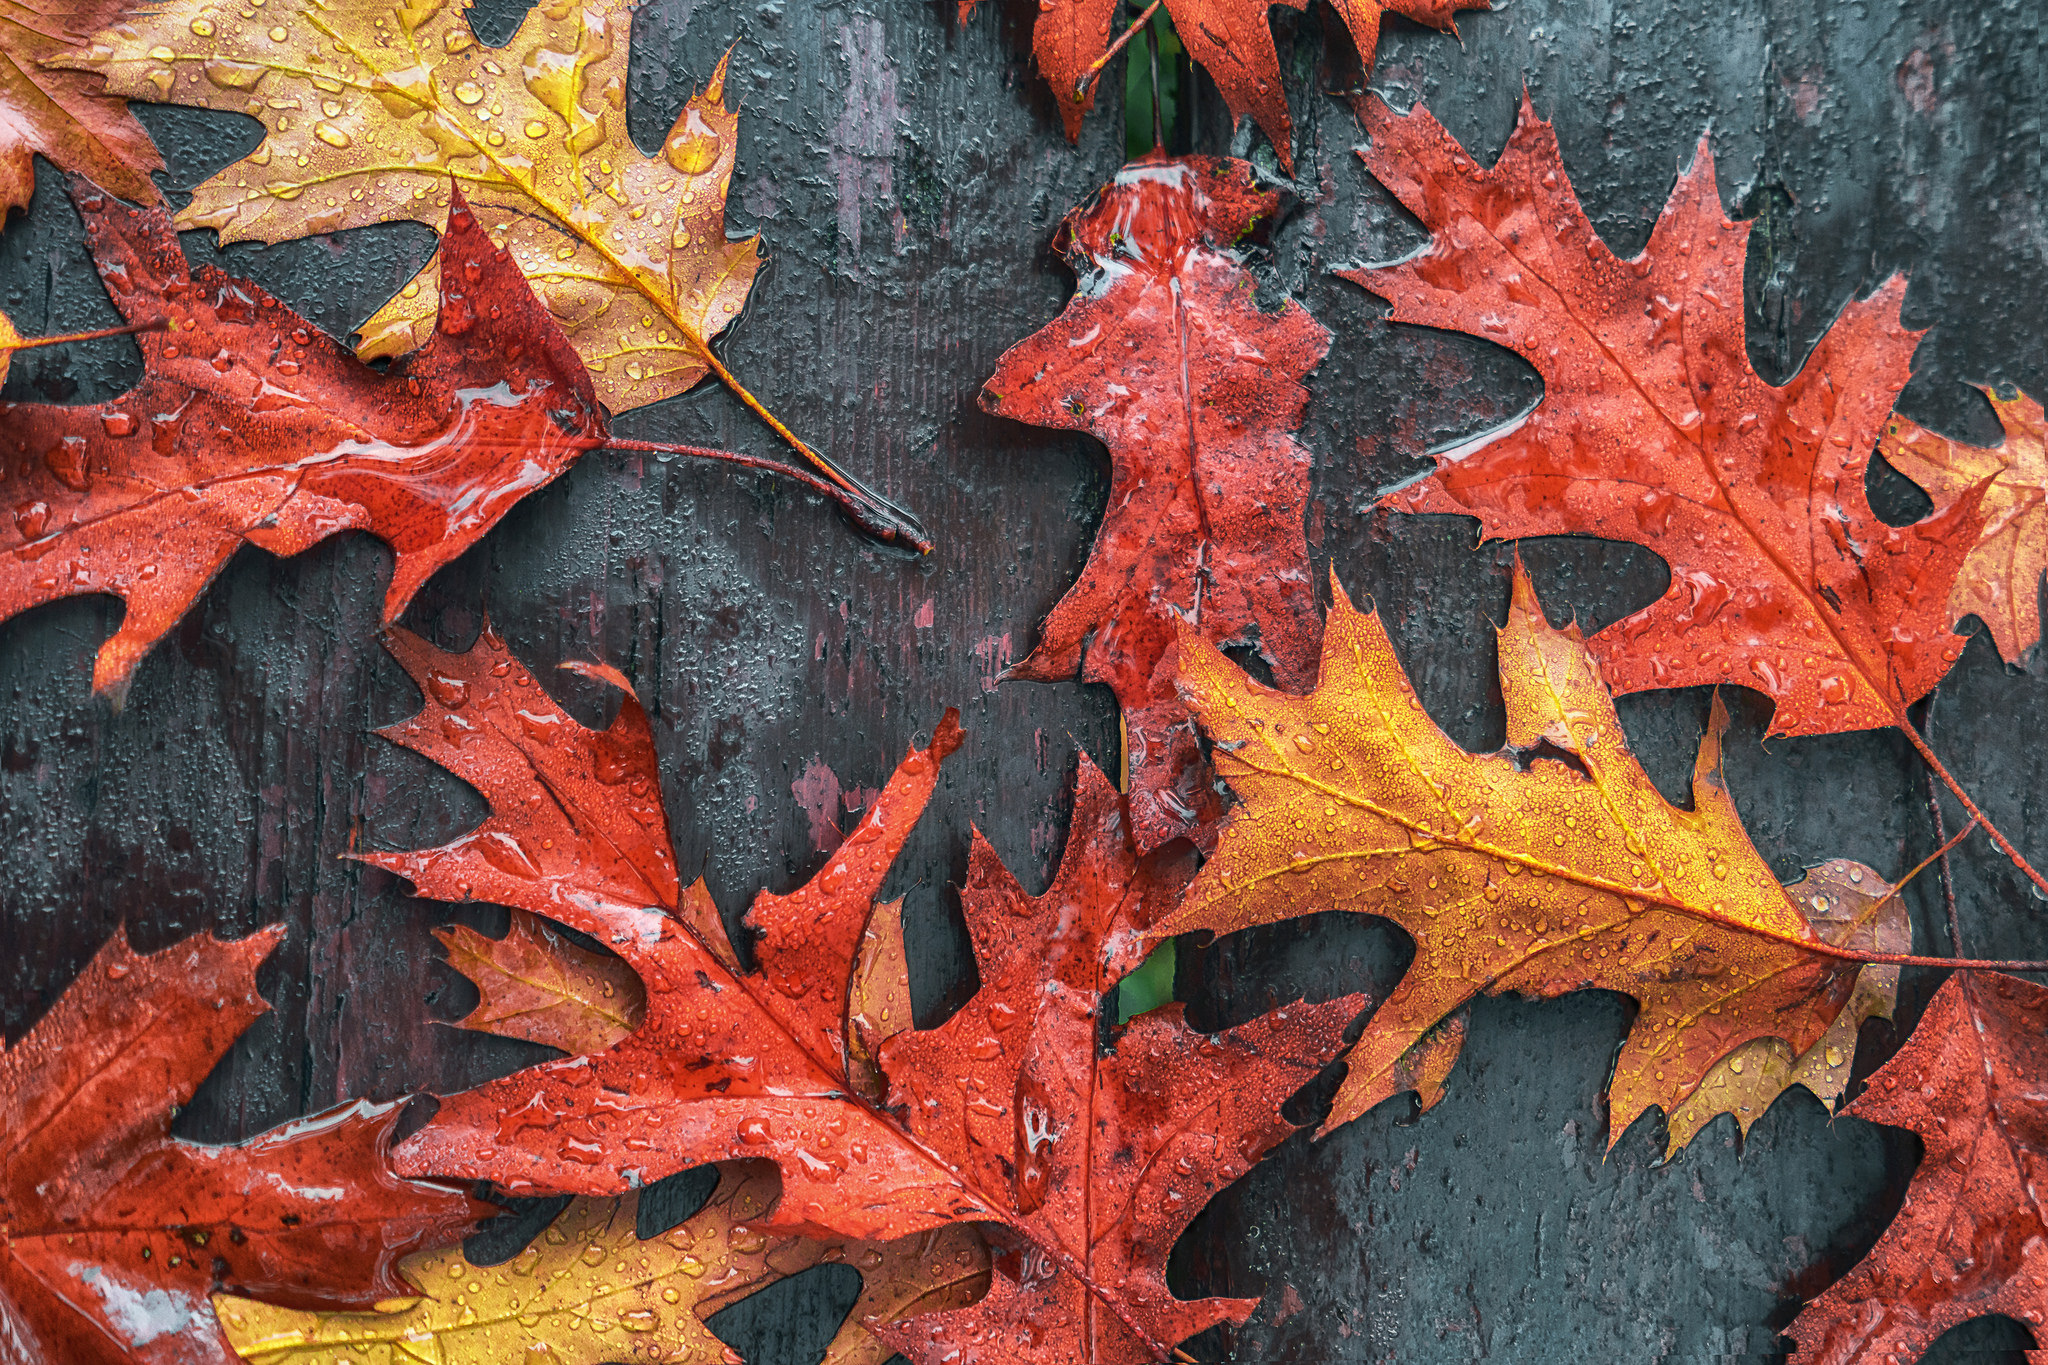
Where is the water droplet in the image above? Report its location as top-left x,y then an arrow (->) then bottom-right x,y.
453,79 -> 486,105
738,1116 -> 773,1145
1818,673 -> 1854,705
1825,1046 -> 1846,1068
314,122 -> 351,148
426,671 -> 468,708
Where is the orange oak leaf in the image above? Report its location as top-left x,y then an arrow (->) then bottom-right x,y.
0,927 -> 486,1365
1348,95 -> 1983,739
0,0 -> 163,221
0,183 -> 601,698
1786,971 -> 2048,1364
366,626 -> 1359,1362
985,154 -> 1328,853
1881,387 -> 2048,663
958,0 -> 1484,173
1158,564 -> 1895,1146
433,911 -> 646,1057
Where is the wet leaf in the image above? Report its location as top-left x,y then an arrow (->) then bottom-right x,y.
0,184 -> 601,698
985,154 -> 1327,853
958,0 -> 1484,172
1160,562 -> 1894,1146
61,0 -> 755,419
1881,387 -> 2048,663
368,627 -> 1359,1362
0,928 -> 486,1365
0,0 -> 163,221
1661,859 -> 1906,1158
215,1164 -> 988,1365
1785,971 -> 2048,1364
434,910 -> 645,1057
1349,95 -> 1983,739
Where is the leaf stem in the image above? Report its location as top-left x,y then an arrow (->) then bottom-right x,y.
1860,815 -> 1978,933
5,318 -> 167,350
602,438 -> 934,553
1920,695 -> 1966,955
1080,0 -> 1165,95
1898,719 -> 2048,904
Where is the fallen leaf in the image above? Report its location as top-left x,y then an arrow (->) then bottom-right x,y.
985,154 -> 1328,852
367,625 -> 1360,1362
215,1161 -> 986,1365
1881,387 -> 2048,663
0,927 -> 486,1365
1160,562 -> 1893,1146
1660,859 -> 1905,1158
871,756 -> 1364,1364
959,0 -> 1484,173
0,184 -> 601,697
1785,971 -> 2048,1364
1348,95 -> 1982,739
0,0 -> 162,221
433,910 -> 645,1057
62,0 -> 752,420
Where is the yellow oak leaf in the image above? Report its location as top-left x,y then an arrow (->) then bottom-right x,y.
1160,563 -> 1893,1148
1661,858 -> 1906,1158
63,0 -> 753,417
215,1164 -> 989,1365
1882,387 -> 2048,662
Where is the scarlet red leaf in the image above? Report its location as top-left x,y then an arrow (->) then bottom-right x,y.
368,627 -> 1359,1362
1786,971 -> 2048,1364
0,928 -> 486,1365
958,0 -> 1484,173
984,154 -> 1328,852
1347,95 -> 1982,738
0,183 -> 601,698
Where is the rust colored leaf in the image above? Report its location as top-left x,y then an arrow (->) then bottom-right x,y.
1660,859 -> 1905,1158
0,184 -> 601,698
958,0 -> 1483,173
0,928 -> 486,1365
1785,971 -> 2048,1364
0,0 -> 162,221
1881,387 -> 2048,663
1160,563 -> 1893,1146
434,911 -> 645,1056
217,1164 -> 987,1365
368,627 -> 1359,1361
1348,95 -> 1983,738
985,154 -> 1328,852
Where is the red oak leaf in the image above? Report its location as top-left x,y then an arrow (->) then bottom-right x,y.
0,182 -> 601,699
984,154 -> 1328,853
957,0 -> 1484,173
0,928 -> 486,1365
368,627 -> 1359,1363
1347,95 -> 1983,738
1786,971 -> 2048,1364
871,758 -> 1364,1364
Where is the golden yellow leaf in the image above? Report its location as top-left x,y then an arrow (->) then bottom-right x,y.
1882,387 -> 2048,663
1662,858 -> 1906,1157
215,1164 -> 989,1365
64,0 -> 754,418
1161,563 -> 1891,1147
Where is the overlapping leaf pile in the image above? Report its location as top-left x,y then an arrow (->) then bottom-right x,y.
4,2 -> 2047,1362
361,625 -> 1360,1364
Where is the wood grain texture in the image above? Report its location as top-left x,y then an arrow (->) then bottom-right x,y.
3,0 -> 2046,1359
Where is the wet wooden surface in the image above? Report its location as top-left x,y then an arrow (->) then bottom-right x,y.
4,0 -> 2046,1359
